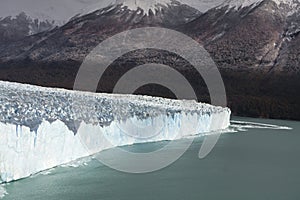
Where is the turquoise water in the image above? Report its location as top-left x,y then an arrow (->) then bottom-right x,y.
2,117 -> 300,200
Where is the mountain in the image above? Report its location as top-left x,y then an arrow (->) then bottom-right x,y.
0,0 -> 215,26
0,0 -> 202,91
180,0 -> 300,119
0,0 -> 117,44
0,0 -> 201,63
181,0 -> 300,73
0,12 -> 56,45
0,0 -> 299,120
0,0 -> 105,26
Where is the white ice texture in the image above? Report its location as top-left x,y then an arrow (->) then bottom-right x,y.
0,81 -> 230,183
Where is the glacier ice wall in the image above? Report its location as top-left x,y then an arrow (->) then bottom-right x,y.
0,81 -> 230,183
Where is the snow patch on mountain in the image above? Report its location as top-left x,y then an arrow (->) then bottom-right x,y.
219,0 -> 262,10
0,0 -> 236,25
0,7 -> 65,27
273,0 -> 299,6
118,0 -> 172,12
218,0 -> 299,11
77,0 -> 192,16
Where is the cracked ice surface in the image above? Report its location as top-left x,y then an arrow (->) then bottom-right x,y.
0,81 -> 230,183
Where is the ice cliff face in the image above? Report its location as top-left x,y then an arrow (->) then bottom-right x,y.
0,81 -> 231,183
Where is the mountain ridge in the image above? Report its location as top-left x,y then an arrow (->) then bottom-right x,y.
0,0 -> 299,120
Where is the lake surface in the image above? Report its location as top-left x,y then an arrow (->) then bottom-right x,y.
1,117 -> 300,200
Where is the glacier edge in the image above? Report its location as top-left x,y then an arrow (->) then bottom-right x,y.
0,81 -> 231,183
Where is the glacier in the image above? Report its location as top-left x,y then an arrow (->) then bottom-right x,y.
0,81 -> 230,183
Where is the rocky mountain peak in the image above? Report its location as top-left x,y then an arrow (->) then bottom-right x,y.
76,0 -> 192,17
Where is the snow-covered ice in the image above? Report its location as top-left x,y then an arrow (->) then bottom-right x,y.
0,81 -> 230,183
